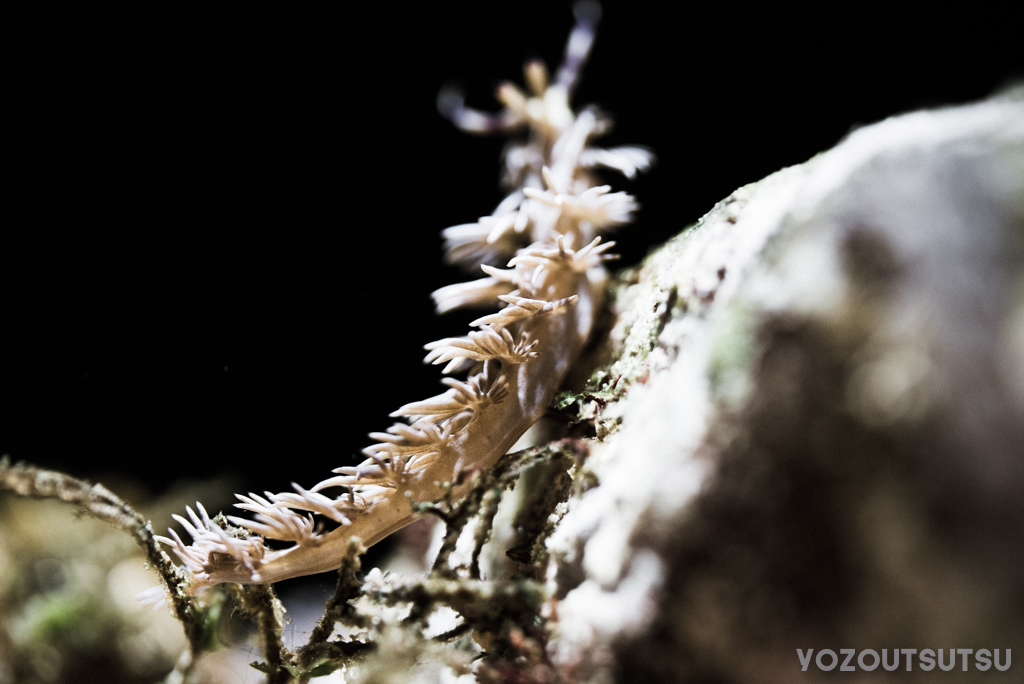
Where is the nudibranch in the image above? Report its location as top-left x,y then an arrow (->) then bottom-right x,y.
158,1 -> 652,590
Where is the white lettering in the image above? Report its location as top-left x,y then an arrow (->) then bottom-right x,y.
858,649 -> 879,671
797,645 -> 1008,672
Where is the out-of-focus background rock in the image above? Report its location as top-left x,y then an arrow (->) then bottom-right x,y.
0,473 -> 299,684
0,491 -> 183,684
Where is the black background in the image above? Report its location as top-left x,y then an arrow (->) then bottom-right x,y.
5,2 -> 1022,509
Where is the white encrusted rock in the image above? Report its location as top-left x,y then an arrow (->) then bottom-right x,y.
546,88 -> 1024,683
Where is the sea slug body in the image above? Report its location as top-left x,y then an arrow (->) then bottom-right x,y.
159,2 -> 652,590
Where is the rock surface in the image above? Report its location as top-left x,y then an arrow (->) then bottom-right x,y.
545,87 -> 1024,682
